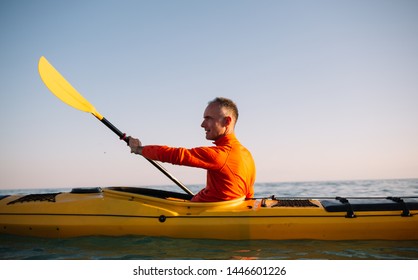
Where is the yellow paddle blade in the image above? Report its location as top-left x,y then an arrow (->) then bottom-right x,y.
38,56 -> 103,120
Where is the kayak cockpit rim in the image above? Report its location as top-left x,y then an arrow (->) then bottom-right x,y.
103,186 -> 246,208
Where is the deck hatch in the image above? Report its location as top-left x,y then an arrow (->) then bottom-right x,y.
321,197 -> 418,215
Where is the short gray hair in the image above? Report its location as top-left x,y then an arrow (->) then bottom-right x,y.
209,97 -> 239,122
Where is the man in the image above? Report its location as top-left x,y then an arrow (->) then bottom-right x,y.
128,97 -> 256,202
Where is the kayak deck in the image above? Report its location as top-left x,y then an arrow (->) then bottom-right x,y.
0,187 -> 417,240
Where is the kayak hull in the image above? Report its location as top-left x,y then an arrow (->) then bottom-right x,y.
1,187 -> 417,240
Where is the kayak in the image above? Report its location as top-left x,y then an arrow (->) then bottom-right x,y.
1,187 -> 417,240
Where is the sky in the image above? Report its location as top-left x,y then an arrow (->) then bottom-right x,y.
1,0 -> 417,190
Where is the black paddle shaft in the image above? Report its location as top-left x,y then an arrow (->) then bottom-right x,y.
99,116 -> 194,196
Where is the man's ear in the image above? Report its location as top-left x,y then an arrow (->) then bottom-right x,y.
223,116 -> 232,126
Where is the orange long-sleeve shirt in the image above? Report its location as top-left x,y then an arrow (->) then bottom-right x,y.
141,134 -> 256,202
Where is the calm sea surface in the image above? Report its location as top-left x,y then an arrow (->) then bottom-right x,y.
1,179 -> 417,260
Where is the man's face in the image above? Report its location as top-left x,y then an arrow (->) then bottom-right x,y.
201,103 -> 228,141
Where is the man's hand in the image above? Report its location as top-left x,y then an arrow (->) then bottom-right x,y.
127,136 -> 143,155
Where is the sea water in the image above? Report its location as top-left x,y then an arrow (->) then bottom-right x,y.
1,179 -> 417,260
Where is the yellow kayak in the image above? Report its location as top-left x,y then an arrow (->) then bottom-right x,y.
0,187 -> 417,240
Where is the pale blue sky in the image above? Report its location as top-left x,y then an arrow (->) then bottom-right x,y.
1,0 -> 417,189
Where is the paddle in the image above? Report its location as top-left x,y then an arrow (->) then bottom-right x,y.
38,56 -> 194,196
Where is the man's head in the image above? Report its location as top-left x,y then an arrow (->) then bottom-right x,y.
201,97 -> 239,141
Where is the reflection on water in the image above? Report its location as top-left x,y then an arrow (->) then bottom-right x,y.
1,235 -> 418,260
